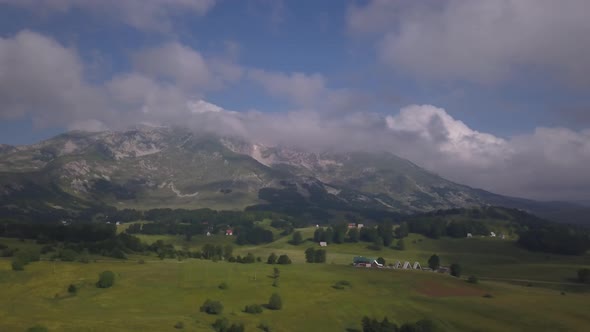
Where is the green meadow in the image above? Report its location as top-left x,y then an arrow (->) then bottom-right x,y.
1,228 -> 589,332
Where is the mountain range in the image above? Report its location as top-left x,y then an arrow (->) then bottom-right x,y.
0,126 -> 587,224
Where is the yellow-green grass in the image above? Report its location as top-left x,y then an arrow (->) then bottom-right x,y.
117,227 -> 590,284
1,258 -> 589,332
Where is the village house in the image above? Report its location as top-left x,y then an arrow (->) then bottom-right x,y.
466,233 -> 473,238
225,229 -> 233,236
490,231 -> 496,237
319,241 -> 327,247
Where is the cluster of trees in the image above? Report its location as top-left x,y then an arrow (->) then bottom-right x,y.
267,252 -> 292,265
236,226 -> 274,245
200,299 -> 224,315
212,318 -> 244,332
11,247 -> 40,271
517,224 -> 590,255
305,248 -> 327,263
96,271 -> 115,288
361,317 -> 438,332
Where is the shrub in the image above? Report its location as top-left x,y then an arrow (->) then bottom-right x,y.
11,258 -> 25,271
257,322 -> 272,332
218,282 -> 229,290
467,276 -> 478,284
483,293 -> 494,298
59,249 -> 78,262
96,271 -> 115,288
332,280 -> 352,290
68,284 -> 77,294
244,303 -> 263,314
174,321 -> 184,329
138,259 -> 145,264
212,318 -> 244,332
26,325 -> 48,332
267,293 -> 282,310
450,263 -> 462,278
376,257 -> 386,265
277,254 -> 292,265
200,299 -> 224,315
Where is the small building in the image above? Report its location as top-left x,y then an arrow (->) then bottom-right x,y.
206,231 -> 211,237
466,233 -> 473,238
115,221 -> 121,226
319,241 -> 327,247
348,223 -> 356,229
316,224 -> 320,228
225,229 -> 233,236
412,262 -> 422,270
402,261 -> 412,269
353,256 -> 374,267
393,261 -> 402,269
357,223 -> 364,229
500,234 -> 506,240
490,231 -> 496,237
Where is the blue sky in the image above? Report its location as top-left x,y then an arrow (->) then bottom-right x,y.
1,0 -> 590,201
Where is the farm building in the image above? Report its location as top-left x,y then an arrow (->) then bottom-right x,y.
353,256 -> 377,267
466,233 -> 473,238
225,229 -> 233,236
490,231 -> 496,237
393,261 -> 402,269
402,261 -> 412,269
412,262 -> 422,269
319,241 -> 328,247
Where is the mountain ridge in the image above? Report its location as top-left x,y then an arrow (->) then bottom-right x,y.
0,126 -> 587,224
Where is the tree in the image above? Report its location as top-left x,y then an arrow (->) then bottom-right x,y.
395,222 -> 409,238
450,263 -> 462,278
313,228 -> 323,242
578,268 -> 590,284
332,223 -> 347,244
96,271 -> 115,288
200,299 -> 224,315
347,228 -> 359,243
428,254 -> 440,270
68,284 -> 77,294
305,247 -> 315,263
377,257 -> 386,265
291,231 -> 303,245
267,293 -> 282,310
267,252 -> 278,264
314,249 -> 327,263
223,245 -> 233,261
273,267 -> 280,279
277,254 -> 292,265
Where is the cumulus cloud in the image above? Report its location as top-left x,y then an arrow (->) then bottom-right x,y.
0,0 -> 217,32
348,0 -> 590,85
1,30 -> 590,201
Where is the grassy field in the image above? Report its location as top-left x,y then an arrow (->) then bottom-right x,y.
1,258 -> 589,332
1,228 -> 589,332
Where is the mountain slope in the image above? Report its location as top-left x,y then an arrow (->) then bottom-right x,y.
0,126 -> 587,223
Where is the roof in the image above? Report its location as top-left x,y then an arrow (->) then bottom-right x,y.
353,256 -> 374,264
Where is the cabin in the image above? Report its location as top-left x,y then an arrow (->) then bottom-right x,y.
319,241 -> 328,247
412,262 -> 422,270
393,261 -> 402,269
353,256 -> 373,267
225,229 -> 233,236
402,261 -> 412,269
490,231 -> 496,237
466,233 -> 473,238
206,231 -> 211,237
357,224 -> 364,229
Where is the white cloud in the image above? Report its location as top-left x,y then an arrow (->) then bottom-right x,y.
2,31 -> 590,201
0,0 -> 217,32
247,69 -> 327,107
348,0 -> 590,85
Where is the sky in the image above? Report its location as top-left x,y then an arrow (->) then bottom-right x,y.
0,0 -> 590,202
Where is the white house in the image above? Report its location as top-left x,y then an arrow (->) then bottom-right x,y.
206,231 -> 211,237
319,241 -> 327,247
466,233 -> 473,238
357,224 -> 364,229
490,232 -> 496,237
